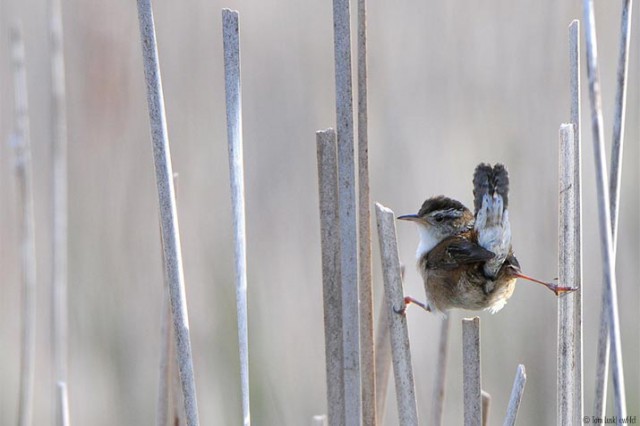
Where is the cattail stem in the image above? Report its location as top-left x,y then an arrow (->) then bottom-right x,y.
375,203 -> 418,426
56,382 -> 70,426
593,0 -> 633,418
49,0 -> 70,423
568,19 -> 584,423
462,317 -> 481,426
431,316 -> 450,426
558,122 -> 582,424
481,390 -> 490,426
374,297 -> 392,424
356,0 -> 375,423
582,0 -> 627,419
316,128 -> 344,425
11,23 -> 37,426
222,9 -> 251,426
156,174 -> 184,426
332,0 -> 361,423
503,365 -> 527,426
136,1 -> 200,423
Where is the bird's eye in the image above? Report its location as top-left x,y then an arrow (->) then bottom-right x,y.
434,216 -> 444,223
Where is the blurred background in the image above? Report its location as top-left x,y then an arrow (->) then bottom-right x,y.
0,1 -> 638,424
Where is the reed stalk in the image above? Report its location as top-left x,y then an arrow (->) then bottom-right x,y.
332,0 -> 360,423
558,122 -> 581,425
462,317 -> 481,426
49,0 -> 70,422
11,23 -> 37,426
431,316 -> 450,426
593,0 -> 633,418
503,365 -> 526,426
136,1 -> 200,423
316,128 -> 344,425
374,203 -> 418,426
357,0 -> 375,422
582,0 -> 627,419
222,9 -> 251,425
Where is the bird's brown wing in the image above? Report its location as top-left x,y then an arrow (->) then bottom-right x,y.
425,236 -> 495,271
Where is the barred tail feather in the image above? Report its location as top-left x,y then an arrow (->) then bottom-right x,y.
473,163 -> 493,214
473,163 -> 512,279
473,163 -> 509,213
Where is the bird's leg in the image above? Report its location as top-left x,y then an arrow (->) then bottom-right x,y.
513,272 -> 578,295
394,296 -> 431,315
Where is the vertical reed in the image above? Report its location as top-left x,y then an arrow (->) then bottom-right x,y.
11,23 -> 37,426
332,0 -> 360,423
56,382 -> 70,426
431,316 -> 450,426
558,122 -> 581,425
582,0 -> 627,419
503,365 -> 527,426
222,9 -> 251,426
609,0 -> 633,247
357,0 -> 375,422
593,0 -> 633,417
568,19 -> 584,422
462,317 -> 481,426
375,203 -> 418,426
49,0 -> 70,422
374,300 -> 391,423
316,129 -> 345,425
156,174 -> 184,426
156,279 -> 171,426
481,390 -> 491,426
136,1 -> 200,423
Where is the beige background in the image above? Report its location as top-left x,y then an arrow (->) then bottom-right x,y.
0,1 -> 638,424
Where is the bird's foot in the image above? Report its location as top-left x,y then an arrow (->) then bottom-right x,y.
551,285 -> 579,296
513,272 -> 578,296
395,296 -> 431,315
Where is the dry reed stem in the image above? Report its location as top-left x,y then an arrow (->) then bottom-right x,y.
582,0 -> 627,419
431,316 -> 450,426
316,129 -> 345,425
156,285 -> 171,426
462,317 -> 481,426
356,0 -> 375,423
56,382 -> 70,426
11,23 -> 37,426
558,122 -> 581,425
594,0 -> 633,417
136,1 -> 200,423
49,1 -> 70,423
503,365 -> 526,426
157,175 -> 184,426
481,390 -> 491,426
374,295 -> 391,423
609,0 -> 633,247
375,204 -> 418,426
568,20 -> 584,423
222,10 -> 251,425
332,0 -> 361,423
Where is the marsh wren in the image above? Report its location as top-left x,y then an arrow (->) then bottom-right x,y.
398,163 -> 575,314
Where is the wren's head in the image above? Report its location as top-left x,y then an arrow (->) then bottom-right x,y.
398,196 -> 474,259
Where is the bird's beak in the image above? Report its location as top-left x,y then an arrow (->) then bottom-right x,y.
397,214 -> 420,222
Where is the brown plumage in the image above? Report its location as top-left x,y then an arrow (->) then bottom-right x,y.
399,163 -> 574,314
419,230 -> 520,313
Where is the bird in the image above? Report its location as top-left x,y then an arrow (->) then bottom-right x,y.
397,163 -> 576,314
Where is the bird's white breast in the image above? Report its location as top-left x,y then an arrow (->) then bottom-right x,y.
416,224 -> 441,259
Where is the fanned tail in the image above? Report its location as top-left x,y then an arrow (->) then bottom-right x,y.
473,163 -> 509,214
472,163 -> 512,278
